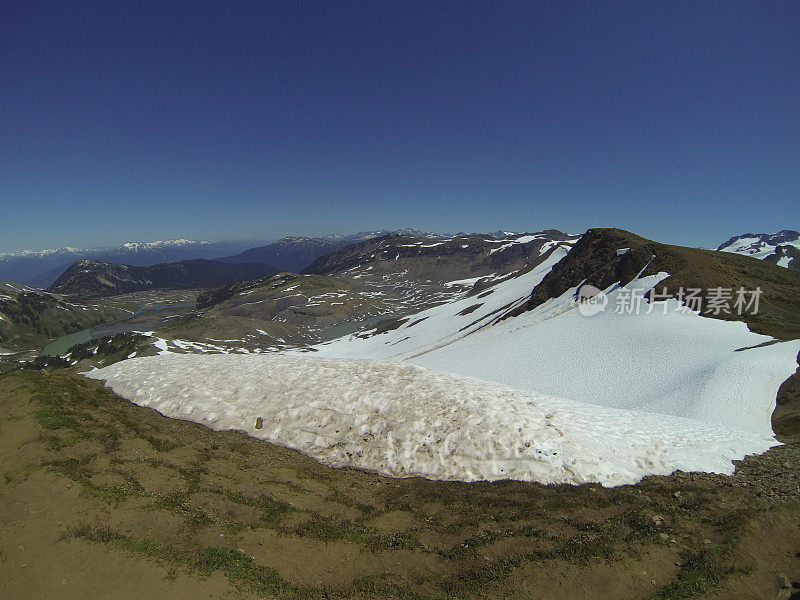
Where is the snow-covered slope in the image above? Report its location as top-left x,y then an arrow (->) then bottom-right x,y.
302,230 -> 580,279
410,276 -> 798,436
311,256 -> 799,436
717,230 -> 800,268
310,245 -> 571,362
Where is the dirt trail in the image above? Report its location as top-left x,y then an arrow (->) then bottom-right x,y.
1,369 -> 798,599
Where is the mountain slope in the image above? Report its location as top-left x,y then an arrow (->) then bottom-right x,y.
717,230 -> 800,271
219,236 -> 360,273
48,259 -> 278,299
90,251 -> 800,485
0,281 -> 129,351
303,230 -> 580,280
309,244 -> 572,360
515,228 -> 800,339
764,244 -> 800,272
159,272 -> 390,347
307,228 -> 800,440
73,227 -> 800,488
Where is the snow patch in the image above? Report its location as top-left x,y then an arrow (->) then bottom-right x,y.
84,354 -> 777,487
443,275 -> 495,288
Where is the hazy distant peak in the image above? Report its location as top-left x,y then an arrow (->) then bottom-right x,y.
0,246 -> 91,259
113,239 -> 210,252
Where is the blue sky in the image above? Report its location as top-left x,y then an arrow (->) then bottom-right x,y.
2,1 -> 798,252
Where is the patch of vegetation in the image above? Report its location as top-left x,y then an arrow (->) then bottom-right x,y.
47,456 -> 144,503
290,515 -> 418,552
65,332 -> 152,364
650,546 -> 745,600
3,462 -> 40,484
148,491 -> 223,531
345,574 -> 431,599
158,311 -> 202,331
363,316 -> 409,336
67,523 -> 301,598
406,316 -> 429,328
216,487 -> 292,525
10,332 -> 154,373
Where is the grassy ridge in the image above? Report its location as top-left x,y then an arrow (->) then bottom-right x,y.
518,228 -> 800,340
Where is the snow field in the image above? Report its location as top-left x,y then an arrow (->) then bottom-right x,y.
85,353 -> 778,486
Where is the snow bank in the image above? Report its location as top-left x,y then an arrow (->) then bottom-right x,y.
84,353 -> 776,486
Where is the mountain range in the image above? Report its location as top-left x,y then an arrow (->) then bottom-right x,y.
217,229 -> 452,273
0,230 -> 451,287
6,226 -> 800,480
0,239 -> 267,287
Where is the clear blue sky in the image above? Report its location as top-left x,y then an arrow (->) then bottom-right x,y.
2,1 -> 798,252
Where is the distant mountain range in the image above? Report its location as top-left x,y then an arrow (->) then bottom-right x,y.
8,228 -> 796,289
218,229 -> 452,273
0,239 -> 267,287
0,231 -> 455,287
717,230 -> 800,271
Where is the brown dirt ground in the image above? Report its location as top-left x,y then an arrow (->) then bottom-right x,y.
1,369 -> 799,600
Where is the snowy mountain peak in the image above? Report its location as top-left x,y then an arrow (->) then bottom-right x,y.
0,239 -> 209,258
717,230 -> 800,269
115,239 -> 206,252
0,246 -> 90,259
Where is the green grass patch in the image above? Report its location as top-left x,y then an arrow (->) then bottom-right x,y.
3,462 -> 40,484
66,522 -> 302,598
650,546 -> 745,600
